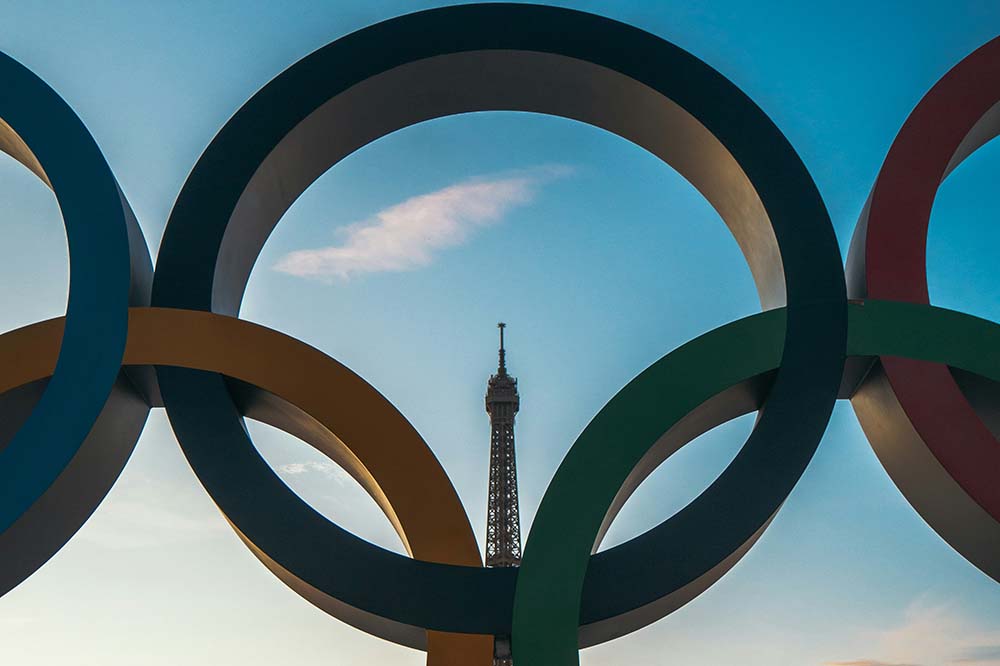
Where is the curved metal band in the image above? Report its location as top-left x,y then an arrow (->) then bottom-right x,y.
0,308 -> 491,660
0,52 -> 152,596
150,6 -> 845,661
845,36 -> 1000,581
515,297 -> 1000,665
1,299 -> 996,627
0,306 -> 830,640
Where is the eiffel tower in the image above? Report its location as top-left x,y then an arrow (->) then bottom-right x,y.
484,322 -> 522,665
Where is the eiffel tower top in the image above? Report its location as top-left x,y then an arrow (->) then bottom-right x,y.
497,322 -> 507,376
487,323 -> 518,410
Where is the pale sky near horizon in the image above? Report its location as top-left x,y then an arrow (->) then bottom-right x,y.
1,2 -> 1000,665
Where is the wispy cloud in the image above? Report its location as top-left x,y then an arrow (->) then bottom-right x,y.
955,646 -> 1000,664
273,165 -> 573,281
79,477 -> 226,550
276,460 -> 351,486
824,661 -> 921,666
0,616 -> 36,629
823,600 -> 1000,666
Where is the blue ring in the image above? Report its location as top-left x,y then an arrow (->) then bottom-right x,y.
0,52 -> 151,589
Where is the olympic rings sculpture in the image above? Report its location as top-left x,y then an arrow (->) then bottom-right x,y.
0,4 -> 997,666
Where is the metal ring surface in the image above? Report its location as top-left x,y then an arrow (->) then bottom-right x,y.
514,299 -> 1000,665
3,300 -> 998,659
149,5 -> 846,664
0,51 -> 152,596
845,36 -> 1000,581
0,307 -> 493,661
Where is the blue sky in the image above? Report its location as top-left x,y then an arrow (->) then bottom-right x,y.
0,2 -> 999,665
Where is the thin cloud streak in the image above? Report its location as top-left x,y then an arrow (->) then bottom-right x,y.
276,460 -> 351,486
273,165 -> 573,281
955,645 -> 1000,664
823,661 -> 921,666
823,600 -> 1000,666
78,477 -> 226,550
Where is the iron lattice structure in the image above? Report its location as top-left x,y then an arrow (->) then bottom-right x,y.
485,323 -> 522,665
485,323 -> 523,567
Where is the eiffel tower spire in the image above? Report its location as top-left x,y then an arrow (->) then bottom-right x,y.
485,322 -> 522,664
497,322 -> 507,375
485,322 -> 522,567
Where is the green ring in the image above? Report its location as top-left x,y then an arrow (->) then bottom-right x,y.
512,299 -> 1000,664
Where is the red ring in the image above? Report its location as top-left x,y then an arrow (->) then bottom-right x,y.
849,37 -> 1000,535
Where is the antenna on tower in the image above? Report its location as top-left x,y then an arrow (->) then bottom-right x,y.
497,322 -> 507,375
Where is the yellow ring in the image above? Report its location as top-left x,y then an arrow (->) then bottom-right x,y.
0,307 -> 492,665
